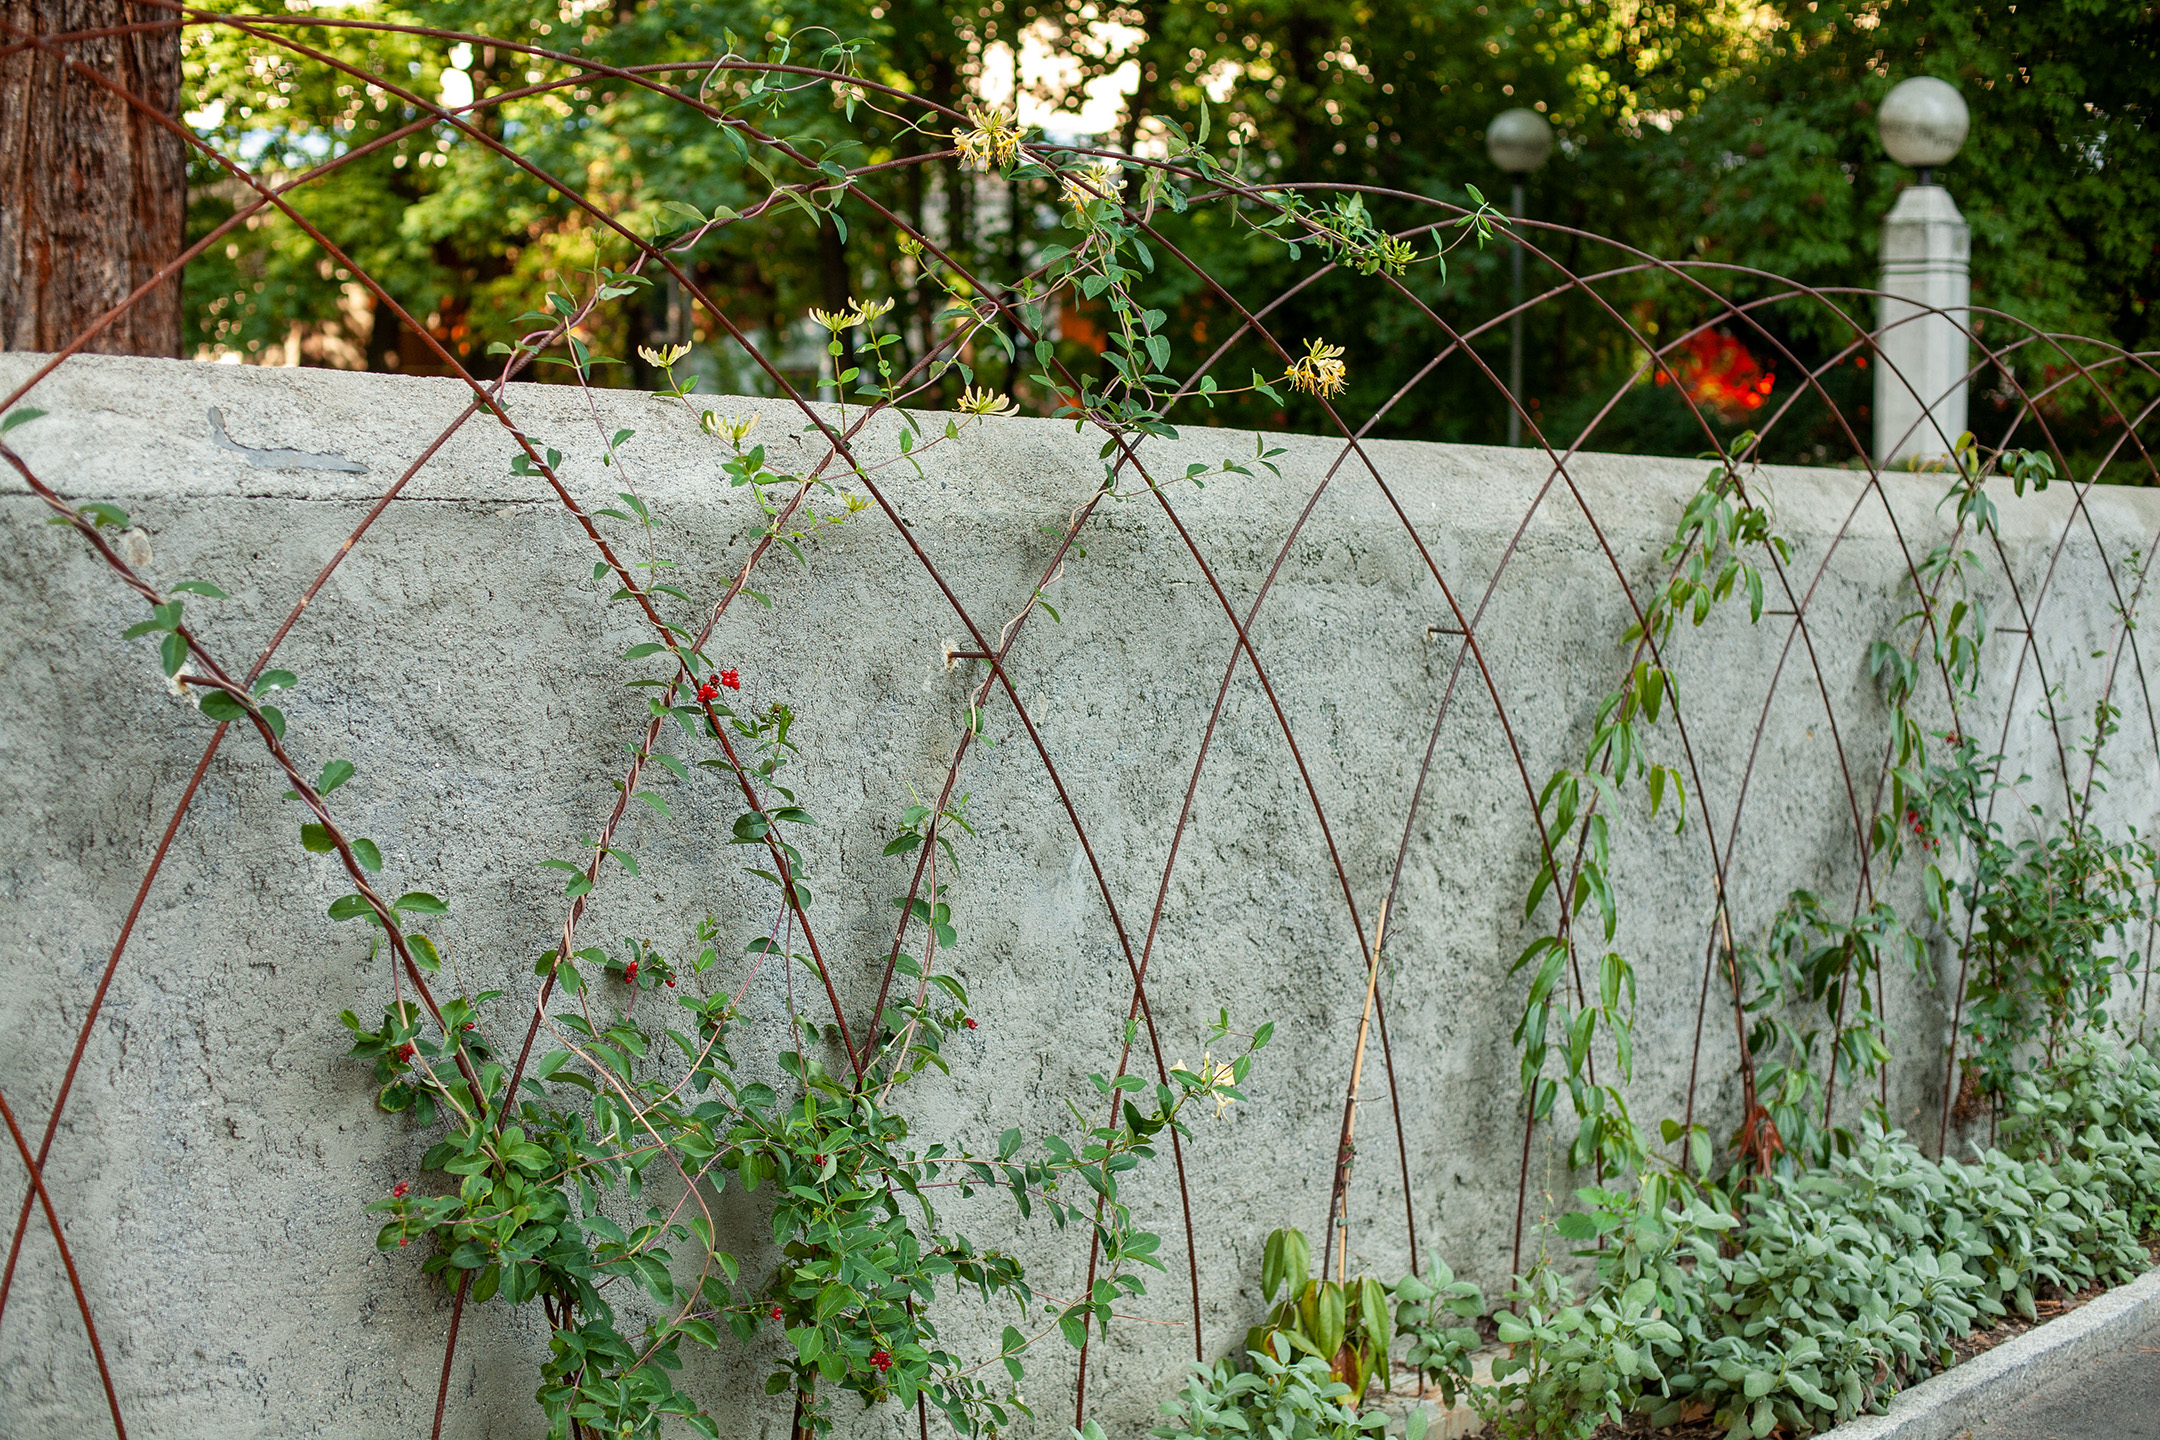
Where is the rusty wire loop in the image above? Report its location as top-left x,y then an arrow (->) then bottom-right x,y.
4,15 -> 2160,1439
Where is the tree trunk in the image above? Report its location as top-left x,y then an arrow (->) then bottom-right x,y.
0,0 -> 186,356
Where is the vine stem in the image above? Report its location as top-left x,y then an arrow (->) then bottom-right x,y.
1324,897 -> 1390,1283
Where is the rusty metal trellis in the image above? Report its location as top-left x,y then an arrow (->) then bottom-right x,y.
2,13 -> 2158,1439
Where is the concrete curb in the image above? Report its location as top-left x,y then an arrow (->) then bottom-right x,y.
1824,1264 -> 2160,1439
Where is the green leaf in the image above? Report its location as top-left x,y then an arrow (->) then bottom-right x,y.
170,580 -> 228,598
317,760 -> 355,794
160,631 -> 187,677
1262,1227 -> 1311,1302
393,892 -> 449,915
300,823 -> 336,854
1554,1211 -> 1600,1240
198,691 -> 248,723
0,406 -> 47,434
251,670 -> 297,696
350,838 -> 383,873
657,200 -> 707,230
1309,1283 -> 1347,1360
327,893 -> 375,923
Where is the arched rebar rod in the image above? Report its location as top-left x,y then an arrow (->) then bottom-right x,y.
4,25 -> 1278,1433
0,1085 -> 126,1437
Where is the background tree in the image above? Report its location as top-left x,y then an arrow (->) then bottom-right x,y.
170,0 -> 2157,465
2,0 -> 188,355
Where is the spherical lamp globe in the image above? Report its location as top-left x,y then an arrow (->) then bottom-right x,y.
1878,77 -> 1969,170
1486,108 -> 1553,174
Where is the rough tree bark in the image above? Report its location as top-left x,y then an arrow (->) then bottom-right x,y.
0,0 -> 186,356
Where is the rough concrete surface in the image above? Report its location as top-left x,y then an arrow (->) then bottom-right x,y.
1961,1338 -> 2160,1439
3,354 -> 2158,1438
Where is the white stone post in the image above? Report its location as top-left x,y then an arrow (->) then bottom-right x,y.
1874,185 -> 1971,466
1872,77 -> 1973,468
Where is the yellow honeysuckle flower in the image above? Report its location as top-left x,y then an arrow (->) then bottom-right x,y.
1170,1051 -> 1239,1118
700,410 -> 760,444
1360,235 -> 1417,275
956,386 -> 1019,418
954,103 -> 1022,173
638,342 -> 692,368
1061,159 -> 1126,211
809,307 -> 862,334
1287,338 -> 1348,399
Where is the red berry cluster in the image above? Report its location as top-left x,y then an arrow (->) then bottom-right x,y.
870,1350 -> 892,1373
694,670 -> 743,703
395,1042 -> 416,1063
624,960 -> 639,983
963,1017 -> 977,1030
392,1180 -> 410,1198
770,1306 -> 784,1321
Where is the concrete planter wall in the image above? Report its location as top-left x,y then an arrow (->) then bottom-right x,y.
4,353 -> 2156,1437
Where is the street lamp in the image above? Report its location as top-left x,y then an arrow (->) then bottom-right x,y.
1877,75 -> 1969,187
1872,77 -> 1972,465
1487,108 -> 1552,446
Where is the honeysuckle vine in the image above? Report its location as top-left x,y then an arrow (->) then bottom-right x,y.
19,361 -> 1279,1440
10,33 -> 1451,1439
1506,429 -> 2160,1236
1509,441 -> 1792,1195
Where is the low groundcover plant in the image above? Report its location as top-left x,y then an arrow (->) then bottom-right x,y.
1145,1038 -> 2160,1440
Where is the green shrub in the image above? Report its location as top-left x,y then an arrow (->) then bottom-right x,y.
1142,1042 -> 2160,1440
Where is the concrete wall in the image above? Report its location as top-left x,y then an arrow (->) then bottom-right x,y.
3,353 -> 2156,1439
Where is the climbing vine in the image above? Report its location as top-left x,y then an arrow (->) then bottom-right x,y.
5,38 -> 1506,1439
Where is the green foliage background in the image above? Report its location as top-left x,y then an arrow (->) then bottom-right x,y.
182,0 -> 2158,462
